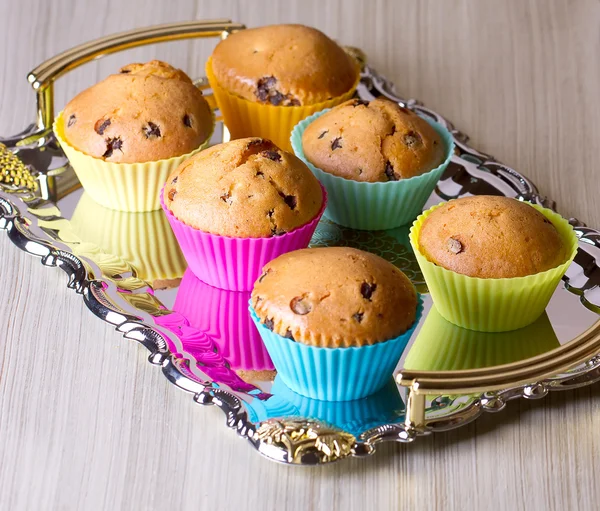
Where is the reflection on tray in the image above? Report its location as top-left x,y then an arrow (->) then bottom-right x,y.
70,192 -> 186,288
247,377 -> 405,437
404,306 -> 561,371
174,269 -> 274,372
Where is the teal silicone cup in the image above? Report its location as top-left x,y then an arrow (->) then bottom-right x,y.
248,296 -> 423,401
290,110 -> 455,231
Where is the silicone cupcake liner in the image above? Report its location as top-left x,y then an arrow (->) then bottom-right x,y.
54,111 -> 213,213
206,57 -> 359,152
404,306 -> 560,371
70,192 -> 186,284
291,109 -> 455,231
161,185 -> 327,292
174,269 -> 274,371
249,295 -> 423,401
410,202 -> 579,332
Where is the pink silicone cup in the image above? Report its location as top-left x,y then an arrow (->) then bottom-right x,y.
174,269 -> 274,371
160,185 -> 327,292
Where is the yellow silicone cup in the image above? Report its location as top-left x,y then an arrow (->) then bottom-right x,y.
206,57 -> 360,152
53,111 -> 213,213
409,201 -> 579,332
70,192 -> 187,286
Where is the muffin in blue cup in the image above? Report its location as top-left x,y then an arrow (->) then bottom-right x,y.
249,247 -> 422,401
290,98 -> 454,230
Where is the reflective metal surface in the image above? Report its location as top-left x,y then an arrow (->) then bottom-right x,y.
1,21 -> 600,465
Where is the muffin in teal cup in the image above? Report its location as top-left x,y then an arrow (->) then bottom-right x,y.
249,247 -> 422,401
290,98 -> 454,230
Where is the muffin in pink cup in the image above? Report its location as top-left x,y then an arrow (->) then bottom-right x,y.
161,137 -> 326,291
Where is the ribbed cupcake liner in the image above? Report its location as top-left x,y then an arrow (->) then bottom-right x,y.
206,57 -> 359,152
53,111 -> 213,213
174,269 -> 274,371
249,296 -> 423,401
70,192 -> 187,284
161,186 -> 327,292
290,109 -> 455,231
404,306 -> 561,371
410,202 -> 579,332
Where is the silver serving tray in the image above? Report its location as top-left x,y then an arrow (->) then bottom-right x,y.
2,21 -> 600,465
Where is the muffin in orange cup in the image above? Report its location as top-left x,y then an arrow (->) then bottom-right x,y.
206,24 -> 360,151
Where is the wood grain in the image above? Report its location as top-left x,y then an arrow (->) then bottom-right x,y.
1,1 -> 600,510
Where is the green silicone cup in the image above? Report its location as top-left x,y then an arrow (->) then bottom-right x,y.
409,202 -> 579,332
290,109 -> 454,231
404,306 -> 560,371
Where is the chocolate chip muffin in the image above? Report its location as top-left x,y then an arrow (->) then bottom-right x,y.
301,98 -> 446,182
62,60 -> 213,163
418,196 -> 569,279
163,138 -> 323,238
251,247 -> 418,347
210,24 -> 358,106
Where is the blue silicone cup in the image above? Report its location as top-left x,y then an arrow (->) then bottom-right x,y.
290,109 -> 455,231
248,295 -> 423,401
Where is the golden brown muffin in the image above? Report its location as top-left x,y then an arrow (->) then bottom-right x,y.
163,138 -> 323,238
418,196 -> 569,279
210,24 -> 359,106
251,247 -> 418,347
62,60 -> 213,163
302,98 -> 446,182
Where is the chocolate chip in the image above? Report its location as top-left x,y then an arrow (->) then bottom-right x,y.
262,150 -> 281,162
280,193 -> 297,210
171,176 -> 178,185
255,76 -> 300,106
318,130 -> 328,139
102,137 -> 123,159
384,161 -> 398,181
290,296 -> 312,315
256,76 -> 278,102
264,318 -> 275,331
143,122 -> 161,139
352,312 -> 364,323
67,114 -> 77,127
283,329 -> 295,341
267,209 -> 274,218
331,137 -> 342,150
269,91 -> 285,106
120,69 -> 131,74
168,188 -> 177,201
94,118 -> 111,135
271,227 -> 286,236
403,130 -> 422,147
220,192 -> 232,204
353,99 -> 369,107
360,282 -> 377,301
183,114 -> 193,128
447,237 -> 463,254
288,98 -> 301,106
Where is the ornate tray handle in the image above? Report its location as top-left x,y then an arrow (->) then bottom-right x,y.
27,20 -> 245,130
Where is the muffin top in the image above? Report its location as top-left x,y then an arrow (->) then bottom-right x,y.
251,247 -> 418,347
210,24 -> 359,106
62,60 -> 213,163
418,196 -> 569,279
163,138 -> 323,238
302,98 -> 446,182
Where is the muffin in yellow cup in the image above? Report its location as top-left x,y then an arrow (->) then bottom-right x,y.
54,60 -> 214,212
206,24 -> 360,151
410,196 -> 579,332
70,192 -> 187,288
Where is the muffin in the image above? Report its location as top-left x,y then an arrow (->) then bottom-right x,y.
291,100 -> 453,230
302,98 -> 445,182
410,196 -> 579,332
161,137 -> 326,291
206,24 -> 360,150
249,247 -> 422,401
70,192 -> 186,289
54,60 -> 214,212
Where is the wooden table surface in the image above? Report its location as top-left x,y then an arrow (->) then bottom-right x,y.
1,1 -> 600,510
